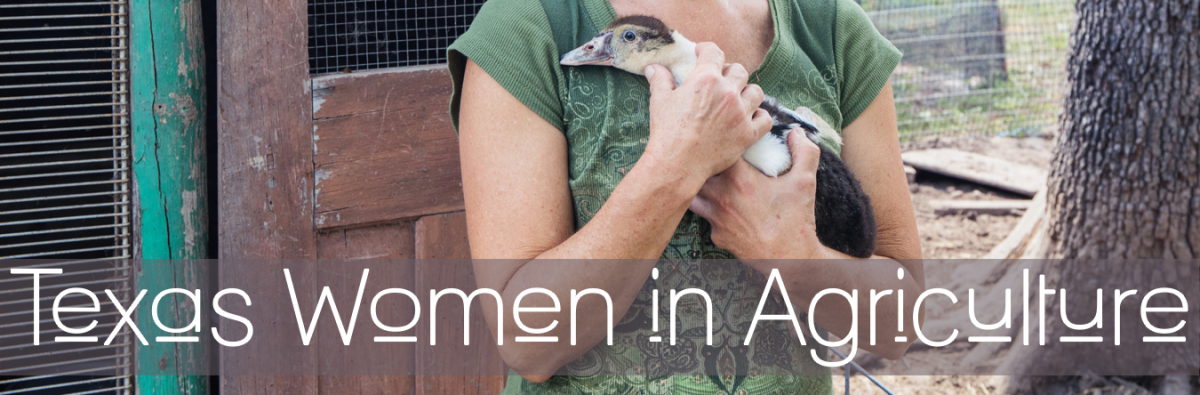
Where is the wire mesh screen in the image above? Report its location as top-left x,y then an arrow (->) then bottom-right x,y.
863,0 -> 1075,140
308,0 -> 489,74
0,0 -> 134,393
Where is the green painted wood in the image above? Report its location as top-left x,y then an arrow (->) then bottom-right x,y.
131,0 -> 209,392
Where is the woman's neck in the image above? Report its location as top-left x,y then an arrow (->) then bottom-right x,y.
608,0 -> 774,73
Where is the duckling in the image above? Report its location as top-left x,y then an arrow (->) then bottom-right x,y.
561,15 -> 877,258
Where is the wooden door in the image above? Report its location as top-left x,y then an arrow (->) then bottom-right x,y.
217,0 -> 505,393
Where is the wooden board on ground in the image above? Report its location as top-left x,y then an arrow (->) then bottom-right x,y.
983,189 -> 1047,260
929,199 -> 1032,216
902,149 -> 1047,196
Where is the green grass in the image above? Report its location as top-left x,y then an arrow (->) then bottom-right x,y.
893,79 -> 1061,139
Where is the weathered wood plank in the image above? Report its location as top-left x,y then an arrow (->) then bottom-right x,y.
317,222 -> 417,260
217,0 -> 317,259
312,66 -> 449,120
312,69 -> 463,229
415,212 -> 472,260
1019,220 -> 1051,259
131,0 -> 208,260
317,223 -> 418,394
219,260 -> 319,395
929,199 -> 1031,216
131,0 -> 210,389
218,0 -> 317,391
983,189 -> 1047,260
414,212 -> 507,395
902,149 -> 1047,196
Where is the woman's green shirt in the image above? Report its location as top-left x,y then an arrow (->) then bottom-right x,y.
447,0 -> 900,393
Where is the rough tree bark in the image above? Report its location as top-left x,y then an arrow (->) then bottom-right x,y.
1021,0 -> 1199,390
1046,0 -> 1199,259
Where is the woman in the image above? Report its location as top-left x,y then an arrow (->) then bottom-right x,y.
447,0 -> 924,392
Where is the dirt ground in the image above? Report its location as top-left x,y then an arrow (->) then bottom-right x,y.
901,135 -> 1055,260
832,135 -> 1195,394
831,135 -> 1045,394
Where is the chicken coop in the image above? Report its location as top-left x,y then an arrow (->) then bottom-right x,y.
3,0 -> 1076,394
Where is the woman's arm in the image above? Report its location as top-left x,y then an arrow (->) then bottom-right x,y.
839,82 -> 923,263
458,44 -> 772,381
689,81 -> 925,359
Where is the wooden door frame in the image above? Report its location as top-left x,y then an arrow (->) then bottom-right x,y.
218,0 -> 318,392
217,0 -> 502,393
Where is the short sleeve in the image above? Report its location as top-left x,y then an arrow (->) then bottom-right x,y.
834,0 -> 902,127
447,0 -> 565,132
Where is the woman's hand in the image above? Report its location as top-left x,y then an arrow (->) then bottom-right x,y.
689,129 -> 825,259
687,83 -> 926,359
642,42 -> 774,185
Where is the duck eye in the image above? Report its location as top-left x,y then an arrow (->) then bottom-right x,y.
622,31 -> 637,42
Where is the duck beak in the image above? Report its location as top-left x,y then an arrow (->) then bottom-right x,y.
560,32 -> 614,66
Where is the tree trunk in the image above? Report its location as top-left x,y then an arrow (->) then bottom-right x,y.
1047,0 -> 1199,259
1017,0 -> 1199,390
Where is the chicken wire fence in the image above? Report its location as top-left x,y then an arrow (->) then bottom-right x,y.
308,0 -> 488,74
862,0 -> 1076,140
306,0 -> 1075,138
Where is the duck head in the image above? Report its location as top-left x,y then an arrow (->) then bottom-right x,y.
560,15 -> 697,86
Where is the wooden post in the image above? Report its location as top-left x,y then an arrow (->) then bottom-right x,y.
216,0 -> 319,391
131,0 -> 210,393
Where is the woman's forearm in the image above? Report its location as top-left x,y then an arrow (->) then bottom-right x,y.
484,153 -> 705,380
539,152 -> 702,260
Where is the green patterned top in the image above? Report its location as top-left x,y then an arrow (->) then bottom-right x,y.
448,0 -> 900,393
